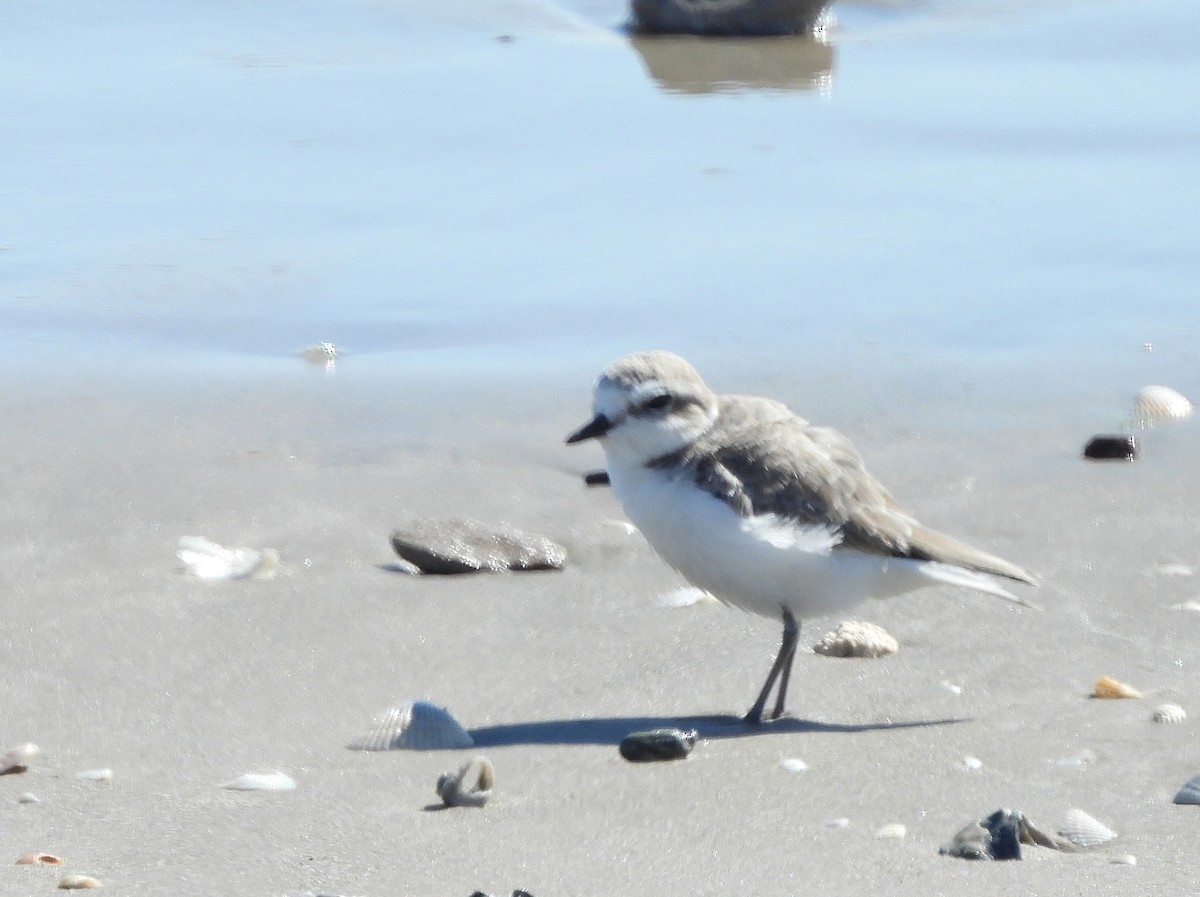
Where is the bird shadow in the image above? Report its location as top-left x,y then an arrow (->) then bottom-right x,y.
468,713 -> 971,748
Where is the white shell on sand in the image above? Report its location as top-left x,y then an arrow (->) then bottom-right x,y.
874,823 -> 906,840
1154,563 -> 1194,578
1172,772 -> 1200,805
1152,703 -> 1186,724
1110,853 -> 1137,866
813,621 -> 898,658
435,756 -> 495,808
1132,385 -> 1193,424
962,755 -> 983,770
659,587 -> 719,608
75,769 -> 114,783
826,817 -> 850,829
57,875 -> 102,890
16,852 -> 64,865
1170,599 -> 1200,613
779,757 -> 808,773
1057,808 -> 1118,848
348,701 -> 474,751
177,536 -> 280,581
1055,748 -> 1098,768
17,792 -> 39,804
0,743 -> 39,775
220,771 -> 296,792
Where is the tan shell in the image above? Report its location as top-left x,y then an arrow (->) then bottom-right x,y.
1092,675 -> 1141,699
813,621 -> 898,658
435,756 -> 495,808
58,875 -> 102,890
15,853 -> 64,865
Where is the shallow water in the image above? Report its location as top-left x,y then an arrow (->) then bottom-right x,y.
2,0 -> 1197,395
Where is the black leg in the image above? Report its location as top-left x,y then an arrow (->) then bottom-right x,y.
743,608 -> 799,726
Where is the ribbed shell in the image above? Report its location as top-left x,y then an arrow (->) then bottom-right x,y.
1057,808 -> 1117,848
348,701 -> 474,751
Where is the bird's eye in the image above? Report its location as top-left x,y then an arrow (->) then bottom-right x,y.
642,394 -> 673,412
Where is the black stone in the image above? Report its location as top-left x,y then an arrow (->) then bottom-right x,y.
583,470 -> 610,487
618,727 -> 697,762
1083,434 -> 1137,461
630,0 -> 831,36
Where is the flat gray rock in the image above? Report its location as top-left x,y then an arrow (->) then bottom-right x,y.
390,520 -> 566,575
630,0 -> 830,36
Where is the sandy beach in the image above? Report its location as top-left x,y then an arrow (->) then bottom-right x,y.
3,0 -> 1200,893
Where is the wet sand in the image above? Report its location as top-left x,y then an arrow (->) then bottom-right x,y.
1,356 -> 1198,895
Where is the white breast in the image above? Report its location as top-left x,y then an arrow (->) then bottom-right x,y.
608,462 -> 929,621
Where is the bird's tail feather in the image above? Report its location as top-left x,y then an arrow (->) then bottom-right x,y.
918,561 -> 1041,610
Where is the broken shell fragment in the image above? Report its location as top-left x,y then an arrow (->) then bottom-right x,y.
618,728 -> 697,762
220,771 -> 296,792
17,792 -> 39,804
779,757 -> 808,773
1172,772 -> 1200,805
75,769 -> 114,783
348,701 -> 474,751
813,621 -> 898,658
1093,676 -> 1141,699
659,587 -> 719,608
177,536 -> 279,581
1153,703 -> 1186,724
390,519 -> 566,574
873,823 -> 906,840
0,743 -> 39,775
1132,385 -> 1193,424
16,853 -> 64,865
57,875 -> 102,890
436,756 -> 495,808
1057,808 -> 1118,849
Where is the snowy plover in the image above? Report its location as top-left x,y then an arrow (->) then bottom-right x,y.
567,350 -> 1035,725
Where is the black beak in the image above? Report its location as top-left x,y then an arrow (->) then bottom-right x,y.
565,414 -> 613,444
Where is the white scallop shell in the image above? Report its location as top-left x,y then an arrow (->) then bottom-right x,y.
1153,703 -> 1186,724
813,621 -> 898,658
435,756 -> 494,808
348,701 -> 474,751
1057,808 -> 1117,849
1172,772 -> 1200,805
177,536 -> 279,581
1132,385 -> 1193,424
75,768 -> 114,783
220,771 -> 296,792
0,743 -> 40,774
779,757 -> 808,773
873,823 -> 906,840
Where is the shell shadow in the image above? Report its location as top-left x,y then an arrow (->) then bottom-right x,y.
469,714 -> 971,747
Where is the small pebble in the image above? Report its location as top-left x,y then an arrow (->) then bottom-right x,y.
1083,434 -> 1137,461
813,621 -> 898,658
583,470 -> 610,486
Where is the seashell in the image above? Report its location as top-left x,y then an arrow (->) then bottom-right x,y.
301,342 -> 339,366
0,742 -> 40,775
220,771 -> 296,792
17,792 -> 39,804
940,680 -> 964,696
1171,599 -> 1200,613
348,701 -> 474,751
391,519 -> 566,575
962,756 -> 983,770
1155,562 -> 1194,577
16,853 -> 64,865
1057,808 -> 1117,849
1083,434 -> 1137,461
618,728 -> 697,762
659,587 -> 719,608
1092,675 -> 1141,699
435,756 -> 494,808
1172,772 -> 1200,805
57,875 -> 102,890
779,757 -> 808,773
1055,748 -> 1097,768
825,817 -> 850,829
177,536 -> 279,581
873,823 -> 906,840
1110,853 -> 1137,866
1153,703 -> 1186,724
75,768 -> 114,783
1132,385 -> 1193,424
813,621 -> 898,658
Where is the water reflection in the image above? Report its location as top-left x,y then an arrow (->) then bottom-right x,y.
629,33 -> 835,93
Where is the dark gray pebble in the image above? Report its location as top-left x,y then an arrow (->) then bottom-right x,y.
619,727 -> 697,762
391,520 -> 566,574
583,470 -> 610,487
940,809 -> 1081,860
1173,772 -> 1200,805
630,0 -> 830,36
1083,434 -> 1137,461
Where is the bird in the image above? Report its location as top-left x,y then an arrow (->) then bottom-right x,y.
566,350 -> 1036,726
